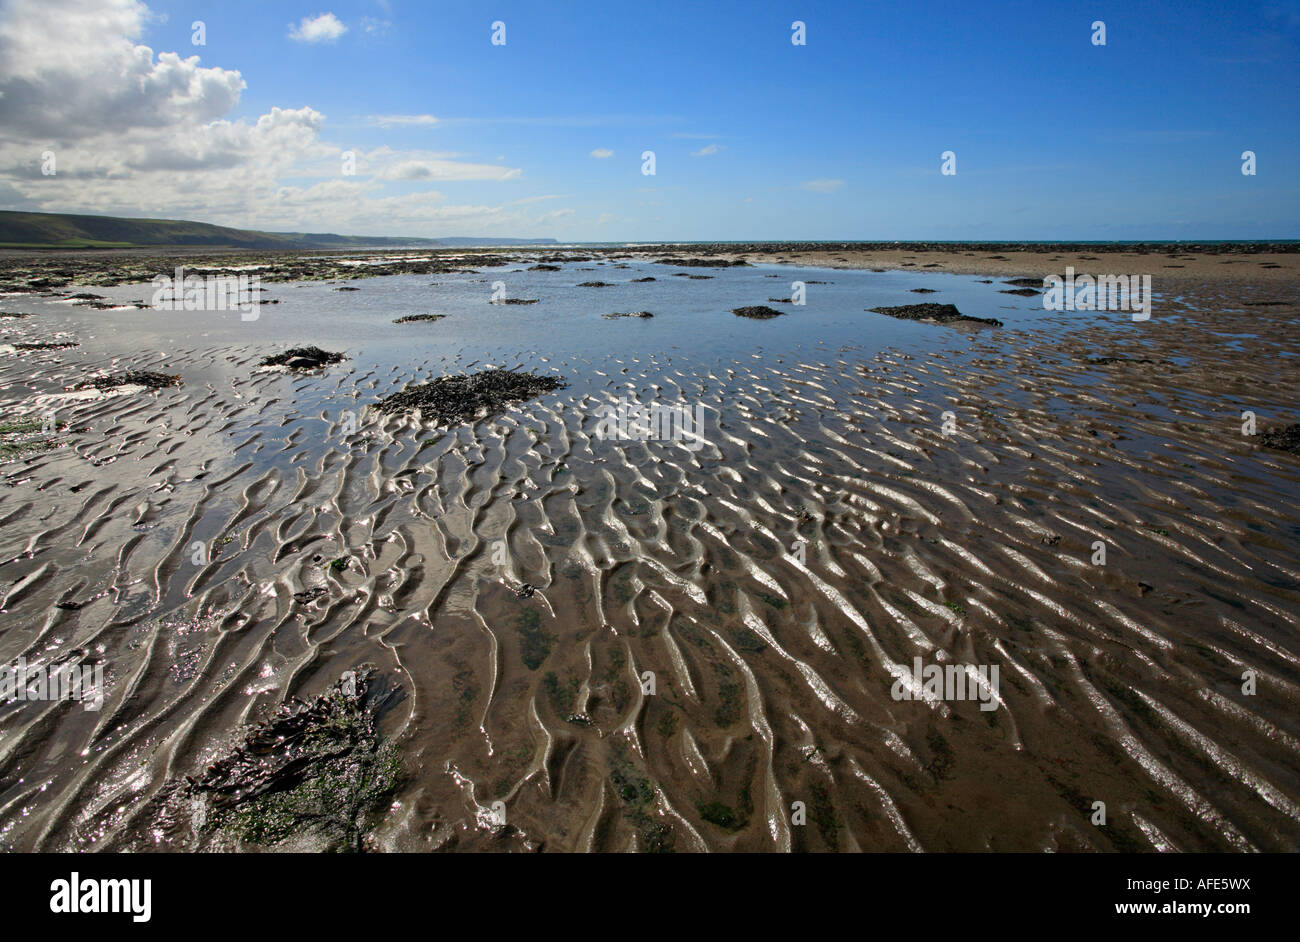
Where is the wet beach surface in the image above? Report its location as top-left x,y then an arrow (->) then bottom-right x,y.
1,248 -> 1297,851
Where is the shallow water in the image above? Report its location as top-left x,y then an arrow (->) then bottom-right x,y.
24,259 -> 1102,363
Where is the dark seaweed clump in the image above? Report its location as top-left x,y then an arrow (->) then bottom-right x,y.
83,369 -> 182,390
604,311 -> 653,319
374,368 -> 566,425
1260,423 -> 1300,455
259,346 -> 347,370
393,313 -> 445,324
164,666 -> 402,851
867,303 -> 1001,327
13,340 -> 79,350
732,305 -> 786,319
657,257 -> 749,267
1087,356 -> 1165,366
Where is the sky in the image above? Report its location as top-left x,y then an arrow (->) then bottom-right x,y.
1,0 -> 1298,240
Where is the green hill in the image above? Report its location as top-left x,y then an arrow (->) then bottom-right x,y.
0,211 -> 553,250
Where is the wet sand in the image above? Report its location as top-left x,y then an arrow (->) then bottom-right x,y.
0,247 -> 1297,852
736,245 -> 1300,286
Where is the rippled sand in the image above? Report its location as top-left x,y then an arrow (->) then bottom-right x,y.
1,266 -> 1297,852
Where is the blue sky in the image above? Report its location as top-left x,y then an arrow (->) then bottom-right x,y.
3,0 -> 1298,239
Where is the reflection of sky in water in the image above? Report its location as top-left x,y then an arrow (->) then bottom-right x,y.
14,259 -> 1157,409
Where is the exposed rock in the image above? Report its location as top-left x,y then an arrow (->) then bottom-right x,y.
393,314 -> 445,324
603,311 -> 654,319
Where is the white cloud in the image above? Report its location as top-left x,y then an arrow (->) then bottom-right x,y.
0,0 -> 553,236
801,178 -> 844,194
375,154 -> 521,182
590,148 -> 614,159
509,194 -> 570,205
366,114 -> 438,128
289,13 -> 347,44
691,143 -> 722,157
537,208 -> 576,226
0,0 -> 244,138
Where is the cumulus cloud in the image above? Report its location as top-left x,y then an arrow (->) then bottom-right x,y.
590,148 -> 614,158
0,0 -> 553,236
0,0 -> 245,138
801,178 -> 844,193
289,13 -> 348,44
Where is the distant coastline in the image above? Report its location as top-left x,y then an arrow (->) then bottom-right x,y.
0,210 -> 558,251
3,211 -> 1297,254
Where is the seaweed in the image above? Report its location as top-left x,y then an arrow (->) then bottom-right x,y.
732,305 -> 785,319
867,303 -> 1001,327
516,608 -> 554,670
166,666 -> 403,852
81,369 -> 182,390
373,368 -> 566,427
393,313 -> 446,324
258,346 -> 346,370
1260,423 -> 1300,455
